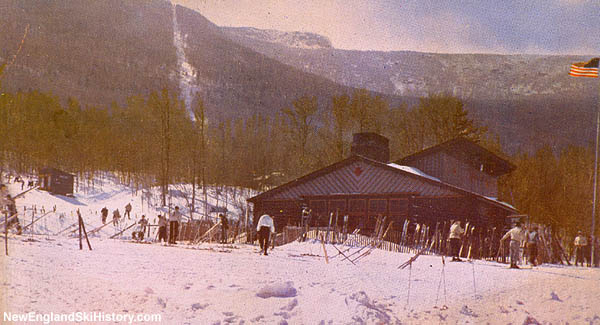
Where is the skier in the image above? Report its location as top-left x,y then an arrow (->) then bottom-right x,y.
100,207 -> 108,224
448,220 -> 464,261
256,214 -> 275,256
169,206 -> 182,244
219,213 -> 228,244
3,191 -> 20,233
501,222 -> 525,269
124,203 -> 132,220
157,214 -> 168,244
134,215 -> 148,241
526,225 -> 539,266
112,208 -> 121,226
574,231 -> 588,267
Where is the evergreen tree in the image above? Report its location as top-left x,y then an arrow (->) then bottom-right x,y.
416,93 -> 487,146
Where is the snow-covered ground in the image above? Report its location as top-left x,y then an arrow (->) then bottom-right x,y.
2,236 -> 599,324
1,175 -> 599,324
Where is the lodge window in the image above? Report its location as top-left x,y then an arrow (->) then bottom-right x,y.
368,199 -> 386,213
309,200 -> 327,214
389,199 -> 408,215
349,199 -> 366,212
329,199 -> 346,214
261,201 -> 282,215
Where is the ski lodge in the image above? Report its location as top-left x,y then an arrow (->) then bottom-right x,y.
247,133 -> 517,233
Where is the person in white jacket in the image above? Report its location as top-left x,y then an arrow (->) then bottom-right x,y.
574,230 -> 588,267
448,220 -> 464,261
501,222 -> 525,268
256,214 -> 275,256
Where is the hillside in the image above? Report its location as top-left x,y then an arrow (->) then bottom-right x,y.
0,0 -> 177,107
0,0 -> 383,121
221,29 -> 598,152
0,0 -> 596,153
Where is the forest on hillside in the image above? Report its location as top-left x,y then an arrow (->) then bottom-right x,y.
0,63 -> 597,237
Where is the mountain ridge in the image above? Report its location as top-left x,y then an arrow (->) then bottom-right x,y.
0,0 -> 596,153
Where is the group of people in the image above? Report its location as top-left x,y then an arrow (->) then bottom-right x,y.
99,204 -> 234,246
100,203 -> 133,226
447,220 -> 542,269
5,175 -> 37,191
573,230 -> 599,267
130,206 -> 183,244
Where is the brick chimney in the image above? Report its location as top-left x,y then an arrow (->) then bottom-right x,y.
350,132 -> 390,163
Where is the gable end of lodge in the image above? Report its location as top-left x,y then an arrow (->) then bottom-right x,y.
248,133 -> 517,234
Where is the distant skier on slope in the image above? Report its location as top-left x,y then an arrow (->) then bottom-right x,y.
124,203 -> 132,220
113,209 -> 121,226
256,214 -> 275,256
101,207 -> 108,224
448,220 -> 464,262
501,222 -> 525,269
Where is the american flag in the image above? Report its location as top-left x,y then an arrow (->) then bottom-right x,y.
569,58 -> 599,78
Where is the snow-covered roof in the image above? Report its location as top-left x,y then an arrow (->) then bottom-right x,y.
386,163 -> 441,182
485,196 -> 516,210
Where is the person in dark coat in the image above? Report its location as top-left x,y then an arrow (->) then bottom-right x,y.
219,214 -> 228,244
526,225 -> 539,266
101,207 -> 108,224
124,203 -> 132,219
112,209 -> 121,226
169,206 -> 182,244
157,214 -> 168,244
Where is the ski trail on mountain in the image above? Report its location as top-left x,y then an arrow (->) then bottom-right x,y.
172,3 -> 199,119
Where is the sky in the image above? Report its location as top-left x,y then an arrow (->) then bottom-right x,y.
173,0 -> 600,55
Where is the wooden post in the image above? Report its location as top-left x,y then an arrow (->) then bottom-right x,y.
326,212 -> 333,243
78,213 -> 83,250
320,234 -> 329,264
79,214 -> 92,250
29,208 -> 34,239
334,209 -> 339,244
4,212 -> 8,256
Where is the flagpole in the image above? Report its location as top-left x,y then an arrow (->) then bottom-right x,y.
592,80 -> 599,267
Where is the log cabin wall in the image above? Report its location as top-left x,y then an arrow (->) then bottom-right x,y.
407,150 -> 498,198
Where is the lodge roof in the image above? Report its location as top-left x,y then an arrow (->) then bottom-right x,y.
39,167 -> 74,177
395,137 -> 515,177
248,154 -> 516,213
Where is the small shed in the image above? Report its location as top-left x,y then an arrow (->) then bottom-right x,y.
38,167 -> 74,196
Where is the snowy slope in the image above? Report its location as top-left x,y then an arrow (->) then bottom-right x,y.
4,173 -> 255,240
